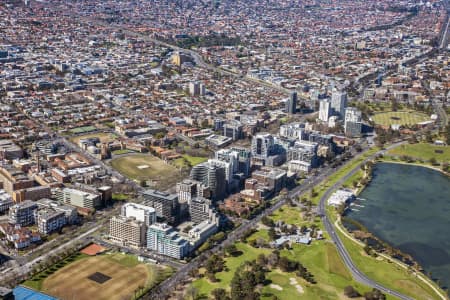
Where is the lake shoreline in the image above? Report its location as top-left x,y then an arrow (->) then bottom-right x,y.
379,159 -> 450,178
344,162 -> 450,295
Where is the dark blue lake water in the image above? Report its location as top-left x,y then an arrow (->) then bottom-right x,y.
348,162 -> 450,289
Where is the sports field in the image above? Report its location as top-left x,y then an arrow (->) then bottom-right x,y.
110,154 -> 183,190
371,111 -> 430,126
41,254 -> 154,300
69,126 -> 97,134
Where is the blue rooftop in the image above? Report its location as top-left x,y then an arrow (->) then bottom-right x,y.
13,286 -> 58,300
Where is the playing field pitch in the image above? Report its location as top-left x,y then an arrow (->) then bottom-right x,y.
42,254 -> 152,300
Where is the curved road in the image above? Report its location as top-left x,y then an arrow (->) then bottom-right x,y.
318,142 -> 415,300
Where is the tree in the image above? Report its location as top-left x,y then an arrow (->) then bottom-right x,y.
425,131 -> 433,143
391,98 -> 399,111
344,286 -> 361,298
212,288 -> 230,300
205,254 -> 225,274
154,132 -> 165,139
429,157 -> 438,165
364,288 -> 386,300
256,253 -> 267,267
268,227 -> 277,241
225,244 -> 238,256
445,124 -> 450,145
261,215 -> 275,227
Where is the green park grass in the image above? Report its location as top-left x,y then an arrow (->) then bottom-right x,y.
386,143 -> 450,163
269,205 -> 304,227
247,228 -> 269,243
112,149 -> 135,155
182,154 -> 208,165
371,110 -> 429,126
106,253 -> 140,267
342,169 -> 364,189
173,155 -> 208,169
110,154 -> 183,190
192,242 -> 271,296
273,241 -> 380,300
112,193 -> 129,201
268,205 -> 324,232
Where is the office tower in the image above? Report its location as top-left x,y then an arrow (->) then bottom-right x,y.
331,90 -> 347,118
310,89 -> 320,101
109,215 -> 146,248
344,107 -> 363,137
0,191 -> 13,214
319,99 -> 331,122
251,133 -> 275,159
279,122 -> 306,140
0,140 -> 23,160
189,82 -> 201,96
177,179 -> 199,205
285,91 -> 297,114
35,209 -> 66,235
215,149 -> 239,174
142,189 -> 179,225
229,147 -> 251,177
189,197 -> 219,225
121,203 -> 157,226
172,51 -> 192,66
223,120 -> 243,141
36,199 -> 78,224
190,162 -> 226,201
53,187 -> 102,210
8,200 -> 38,226
200,83 -> 206,96
147,223 -> 190,259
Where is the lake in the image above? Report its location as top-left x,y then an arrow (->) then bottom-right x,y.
347,162 -> 450,289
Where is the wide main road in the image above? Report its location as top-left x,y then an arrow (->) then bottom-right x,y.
318,142 -> 416,300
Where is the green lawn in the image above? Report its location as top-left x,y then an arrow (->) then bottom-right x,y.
192,242 -> 271,296
182,155 -> 208,166
107,253 -> 140,267
112,149 -> 135,155
112,193 -> 129,201
387,143 -> 450,163
247,228 -> 269,243
273,241 -> 378,300
371,111 -> 430,126
172,155 -> 208,169
269,205 -> 303,226
342,170 -> 364,189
